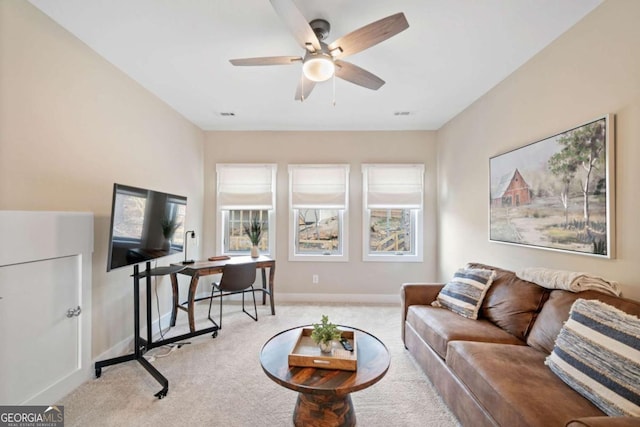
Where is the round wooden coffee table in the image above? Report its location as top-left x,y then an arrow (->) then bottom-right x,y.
260,325 -> 390,427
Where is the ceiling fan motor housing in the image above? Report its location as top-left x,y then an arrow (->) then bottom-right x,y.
309,19 -> 330,41
301,20 -> 335,82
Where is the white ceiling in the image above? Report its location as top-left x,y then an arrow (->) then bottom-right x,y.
28,0 -> 602,131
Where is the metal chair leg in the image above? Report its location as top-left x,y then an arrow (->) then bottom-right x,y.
207,285 -> 221,330
242,285 -> 258,321
218,288 -> 223,330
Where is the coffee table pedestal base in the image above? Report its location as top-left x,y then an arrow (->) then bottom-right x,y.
294,392 -> 355,427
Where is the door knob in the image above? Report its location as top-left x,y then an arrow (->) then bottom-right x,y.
66,306 -> 81,318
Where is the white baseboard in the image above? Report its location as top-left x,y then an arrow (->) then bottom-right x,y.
196,289 -> 400,304
275,293 -> 399,304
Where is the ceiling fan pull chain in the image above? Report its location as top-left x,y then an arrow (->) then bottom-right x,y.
301,74 -> 305,102
332,73 -> 336,107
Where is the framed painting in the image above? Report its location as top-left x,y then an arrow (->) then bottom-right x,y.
489,114 -> 615,258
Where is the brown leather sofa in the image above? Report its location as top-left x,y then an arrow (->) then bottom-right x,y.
401,263 -> 640,427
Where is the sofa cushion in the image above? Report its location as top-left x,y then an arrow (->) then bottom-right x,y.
405,305 -> 524,359
546,299 -> 640,417
446,341 -> 604,427
432,267 -> 495,319
527,290 -> 640,354
468,262 -> 550,340
567,416 -> 640,426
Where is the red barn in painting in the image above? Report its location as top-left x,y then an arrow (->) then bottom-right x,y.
491,169 -> 531,207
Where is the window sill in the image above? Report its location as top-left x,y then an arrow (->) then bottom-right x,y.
289,254 -> 348,262
363,254 -> 422,262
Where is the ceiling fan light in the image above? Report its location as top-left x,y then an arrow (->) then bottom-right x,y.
302,56 -> 335,82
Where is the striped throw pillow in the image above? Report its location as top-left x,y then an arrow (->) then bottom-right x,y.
546,299 -> 640,416
432,268 -> 495,319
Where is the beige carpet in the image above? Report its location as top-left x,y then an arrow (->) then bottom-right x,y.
61,302 -> 459,426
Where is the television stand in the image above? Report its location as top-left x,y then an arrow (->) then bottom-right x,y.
94,262 -> 219,399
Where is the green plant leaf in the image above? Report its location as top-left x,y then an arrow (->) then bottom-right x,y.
243,215 -> 264,245
310,314 -> 342,344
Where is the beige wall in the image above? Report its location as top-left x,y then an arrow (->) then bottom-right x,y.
0,1 -> 205,358
3,0 -> 639,362
203,131 -> 438,299
437,0 -> 640,299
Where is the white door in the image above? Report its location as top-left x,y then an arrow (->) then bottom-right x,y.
0,255 -> 81,404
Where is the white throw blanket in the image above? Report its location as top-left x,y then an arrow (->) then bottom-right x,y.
517,267 -> 621,296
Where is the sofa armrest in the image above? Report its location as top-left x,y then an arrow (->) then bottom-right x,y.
401,283 -> 444,346
567,417 -> 640,427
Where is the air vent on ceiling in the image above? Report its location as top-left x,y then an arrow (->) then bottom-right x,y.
219,112 -> 236,117
394,111 -> 412,116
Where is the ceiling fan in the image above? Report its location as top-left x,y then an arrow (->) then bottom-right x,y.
229,0 -> 409,101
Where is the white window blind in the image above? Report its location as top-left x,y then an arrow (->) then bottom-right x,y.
216,164 -> 276,210
363,164 -> 424,209
289,164 -> 349,209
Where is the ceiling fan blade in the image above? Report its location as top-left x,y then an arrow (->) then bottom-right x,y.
270,0 -> 321,53
328,12 -> 409,59
294,75 -> 316,101
335,60 -> 385,90
229,56 -> 302,66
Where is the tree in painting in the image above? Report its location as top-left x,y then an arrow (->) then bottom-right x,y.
548,120 -> 606,227
548,154 -> 577,228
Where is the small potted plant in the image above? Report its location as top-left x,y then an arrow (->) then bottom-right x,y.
311,315 -> 342,353
243,216 -> 263,258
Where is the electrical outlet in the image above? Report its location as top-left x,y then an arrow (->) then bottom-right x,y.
312,274 -> 319,284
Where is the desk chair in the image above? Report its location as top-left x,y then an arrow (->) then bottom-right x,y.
207,262 -> 258,329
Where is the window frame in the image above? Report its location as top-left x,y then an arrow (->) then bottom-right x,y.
215,164 -> 277,257
361,164 -> 424,262
288,164 -> 350,262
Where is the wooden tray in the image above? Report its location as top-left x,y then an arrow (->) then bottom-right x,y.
288,328 -> 357,371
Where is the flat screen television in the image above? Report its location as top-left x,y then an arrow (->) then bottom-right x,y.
106,183 -> 187,271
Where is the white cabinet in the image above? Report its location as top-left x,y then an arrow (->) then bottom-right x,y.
0,211 -> 93,405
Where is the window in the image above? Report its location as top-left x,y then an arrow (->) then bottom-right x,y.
216,164 -> 276,256
296,209 -> 341,254
362,164 -> 424,262
289,164 -> 349,261
223,209 -> 269,253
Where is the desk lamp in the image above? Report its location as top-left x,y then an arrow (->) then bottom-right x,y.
183,230 -> 196,264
